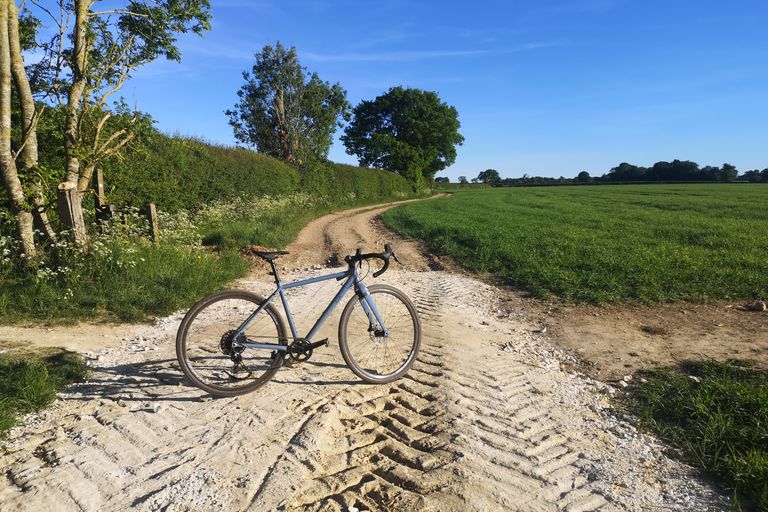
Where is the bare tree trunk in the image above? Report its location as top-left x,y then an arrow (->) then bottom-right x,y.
7,0 -> 56,243
59,0 -> 90,247
0,0 -> 34,257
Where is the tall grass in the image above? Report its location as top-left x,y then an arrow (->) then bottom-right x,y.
629,361 -> 768,510
382,184 -> 768,303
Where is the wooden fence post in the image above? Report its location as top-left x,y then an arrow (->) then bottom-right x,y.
93,168 -> 106,209
144,203 -> 159,242
92,168 -> 113,230
57,184 -> 87,247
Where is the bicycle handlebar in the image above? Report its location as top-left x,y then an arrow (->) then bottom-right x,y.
345,243 -> 399,278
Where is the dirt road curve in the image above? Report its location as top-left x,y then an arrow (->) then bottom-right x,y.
0,197 -> 727,511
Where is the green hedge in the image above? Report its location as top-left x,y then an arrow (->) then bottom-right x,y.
102,135 -> 302,212
303,161 -> 415,203
100,133 -> 414,212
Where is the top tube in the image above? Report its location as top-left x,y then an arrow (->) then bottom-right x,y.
281,271 -> 349,290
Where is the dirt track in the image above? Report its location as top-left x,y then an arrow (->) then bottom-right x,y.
0,197 -> 728,511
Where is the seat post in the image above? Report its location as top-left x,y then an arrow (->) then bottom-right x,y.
269,259 -> 281,285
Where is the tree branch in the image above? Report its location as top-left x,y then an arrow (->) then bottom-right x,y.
12,105 -> 45,162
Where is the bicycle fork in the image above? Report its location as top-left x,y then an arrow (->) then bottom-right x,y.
355,280 -> 390,337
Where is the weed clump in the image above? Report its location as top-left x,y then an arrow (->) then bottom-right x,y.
0,350 -> 90,437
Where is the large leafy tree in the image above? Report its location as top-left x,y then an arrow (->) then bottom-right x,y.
227,42 -> 349,165
342,86 -> 463,190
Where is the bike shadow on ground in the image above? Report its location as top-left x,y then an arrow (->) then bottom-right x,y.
62,357 -> 366,403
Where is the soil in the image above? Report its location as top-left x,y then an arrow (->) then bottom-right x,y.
543,302 -> 768,381
0,195 -> 745,511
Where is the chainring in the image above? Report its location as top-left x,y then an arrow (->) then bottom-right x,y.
289,339 -> 313,362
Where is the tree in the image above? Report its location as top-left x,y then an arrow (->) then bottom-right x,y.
458,175 -> 468,184
1,0 -> 212,249
576,171 -> 592,183
0,0 -> 35,256
742,170 -> 764,182
434,177 -> 449,184
477,168 -> 501,185
342,86 -> 463,191
718,163 -> 738,182
227,42 -> 349,165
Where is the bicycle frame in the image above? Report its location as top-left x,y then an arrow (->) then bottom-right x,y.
232,262 -> 388,353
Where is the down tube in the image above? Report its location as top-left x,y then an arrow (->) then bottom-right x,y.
305,275 -> 357,341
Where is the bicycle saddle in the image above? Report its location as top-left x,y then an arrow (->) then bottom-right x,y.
251,250 -> 289,261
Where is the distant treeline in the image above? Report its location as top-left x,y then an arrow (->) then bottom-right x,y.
442,160 -> 768,187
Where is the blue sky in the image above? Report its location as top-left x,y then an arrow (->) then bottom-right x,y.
122,0 -> 767,180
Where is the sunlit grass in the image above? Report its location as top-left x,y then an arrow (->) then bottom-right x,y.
383,184 -> 768,302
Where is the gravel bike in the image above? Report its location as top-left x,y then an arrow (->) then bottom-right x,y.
176,244 -> 421,397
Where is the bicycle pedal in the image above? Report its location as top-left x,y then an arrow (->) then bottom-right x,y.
309,338 -> 329,350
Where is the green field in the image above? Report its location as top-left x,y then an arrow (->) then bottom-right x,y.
382,184 -> 768,303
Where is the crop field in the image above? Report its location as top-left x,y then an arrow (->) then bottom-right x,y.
382,184 -> 768,303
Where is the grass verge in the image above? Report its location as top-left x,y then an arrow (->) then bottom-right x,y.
0,243 -> 250,323
628,360 -> 768,510
0,349 -> 90,437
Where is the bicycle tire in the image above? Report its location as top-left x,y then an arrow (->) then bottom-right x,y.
176,290 -> 288,397
338,284 -> 421,384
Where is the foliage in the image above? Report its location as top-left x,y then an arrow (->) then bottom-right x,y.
741,169 -> 768,183
382,185 -> 768,303
0,350 -> 90,437
477,169 -> 500,185
226,42 -> 349,164
97,131 -> 416,213
628,360 -> 768,509
102,133 -> 302,212
606,160 -> 739,182
31,1 -> 212,102
342,86 -> 463,191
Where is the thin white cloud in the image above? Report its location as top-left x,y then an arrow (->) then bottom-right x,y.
303,42 -> 560,63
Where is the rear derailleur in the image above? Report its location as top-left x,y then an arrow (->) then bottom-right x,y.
220,330 -> 252,380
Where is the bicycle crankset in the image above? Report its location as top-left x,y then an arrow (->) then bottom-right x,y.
288,338 -> 329,362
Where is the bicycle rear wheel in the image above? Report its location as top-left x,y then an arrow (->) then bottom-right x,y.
338,284 -> 421,384
176,290 -> 288,397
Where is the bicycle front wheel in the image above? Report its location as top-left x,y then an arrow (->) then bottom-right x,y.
176,290 -> 288,397
338,284 -> 421,384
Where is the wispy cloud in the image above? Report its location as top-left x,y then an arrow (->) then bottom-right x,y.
303,42 -> 560,63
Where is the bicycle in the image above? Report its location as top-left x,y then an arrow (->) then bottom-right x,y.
176,244 -> 421,397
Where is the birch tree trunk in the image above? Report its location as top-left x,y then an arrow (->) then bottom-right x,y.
7,0 -> 56,242
58,0 -> 91,247
0,0 -> 35,257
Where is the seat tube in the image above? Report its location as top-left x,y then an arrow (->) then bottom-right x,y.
279,286 -> 299,339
